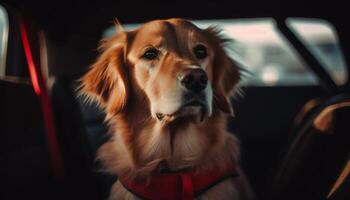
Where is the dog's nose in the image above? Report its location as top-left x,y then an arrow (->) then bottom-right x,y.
180,68 -> 208,93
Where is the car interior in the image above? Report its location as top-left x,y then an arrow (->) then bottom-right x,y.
0,1 -> 349,200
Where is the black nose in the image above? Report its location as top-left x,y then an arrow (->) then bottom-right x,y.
180,68 -> 208,93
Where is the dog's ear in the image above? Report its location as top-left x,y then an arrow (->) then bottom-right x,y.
79,33 -> 129,114
205,27 -> 240,116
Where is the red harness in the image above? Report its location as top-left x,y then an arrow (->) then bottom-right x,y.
120,164 -> 238,200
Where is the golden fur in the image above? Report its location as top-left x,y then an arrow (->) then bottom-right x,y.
79,18 -> 253,200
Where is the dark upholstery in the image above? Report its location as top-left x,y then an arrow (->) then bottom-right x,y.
0,77 -> 113,200
0,78 -> 59,200
51,77 -> 115,200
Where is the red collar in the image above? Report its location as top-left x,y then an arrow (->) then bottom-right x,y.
120,164 -> 238,200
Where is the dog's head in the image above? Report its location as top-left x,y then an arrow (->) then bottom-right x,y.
80,18 -> 240,125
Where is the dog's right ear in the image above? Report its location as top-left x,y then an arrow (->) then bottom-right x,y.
79,33 -> 129,114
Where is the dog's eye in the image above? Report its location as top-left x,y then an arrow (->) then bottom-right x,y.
142,48 -> 159,60
193,44 -> 207,59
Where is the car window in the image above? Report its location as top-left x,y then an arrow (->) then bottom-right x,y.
191,19 -> 317,86
0,5 -> 9,77
287,18 -> 347,85
103,18 -> 347,86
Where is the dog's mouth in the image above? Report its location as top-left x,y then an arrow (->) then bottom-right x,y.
156,99 -> 207,123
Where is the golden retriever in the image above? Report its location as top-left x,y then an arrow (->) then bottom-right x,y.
79,18 -> 253,200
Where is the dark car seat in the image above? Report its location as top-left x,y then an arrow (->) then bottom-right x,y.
0,7 -> 65,199
50,77 -> 116,200
270,94 -> 350,200
0,7 -> 114,198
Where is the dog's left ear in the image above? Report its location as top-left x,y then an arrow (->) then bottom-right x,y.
205,27 -> 240,116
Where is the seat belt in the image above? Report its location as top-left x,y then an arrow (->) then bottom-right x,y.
19,17 -> 64,181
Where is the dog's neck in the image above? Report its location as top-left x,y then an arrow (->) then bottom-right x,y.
98,91 -> 239,179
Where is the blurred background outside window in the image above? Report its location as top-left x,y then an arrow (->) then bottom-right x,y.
104,18 -> 347,86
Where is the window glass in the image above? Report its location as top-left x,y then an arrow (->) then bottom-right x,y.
0,5 -> 9,77
192,19 -> 317,86
104,18 -> 347,86
287,18 -> 347,85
